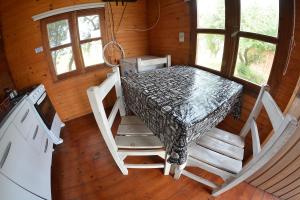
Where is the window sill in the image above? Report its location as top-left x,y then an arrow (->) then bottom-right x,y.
193,65 -> 261,97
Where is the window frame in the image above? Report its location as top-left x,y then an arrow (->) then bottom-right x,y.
41,8 -> 107,81
190,0 -> 295,94
193,0 -> 227,74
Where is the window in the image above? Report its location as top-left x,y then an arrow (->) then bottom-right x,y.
191,0 -> 295,91
234,38 -> 276,85
240,0 -> 279,37
235,0 -> 279,85
77,15 -> 104,67
196,34 -> 224,71
41,9 -> 106,80
195,0 -> 225,71
196,0 -> 225,29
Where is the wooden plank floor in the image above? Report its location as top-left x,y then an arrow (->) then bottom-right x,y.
51,114 -> 279,200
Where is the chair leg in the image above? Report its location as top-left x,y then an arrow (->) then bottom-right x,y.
164,154 -> 171,175
119,166 -> 129,175
174,162 -> 187,179
170,165 -> 176,175
114,152 -> 128,175
212,175 -> 243,196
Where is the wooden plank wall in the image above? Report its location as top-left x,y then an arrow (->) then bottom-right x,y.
147,0 -> 191,64
0,0 -> 149,121
147,0 -> 300,150
247,128 -> 300,200
0,22 -> 14,101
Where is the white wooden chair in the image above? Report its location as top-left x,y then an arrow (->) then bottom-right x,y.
136,55 -> 171,73
87,67 -> 171,175
181,85 -> 298,196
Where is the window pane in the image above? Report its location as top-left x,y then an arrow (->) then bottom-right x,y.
81,40 -> 104,67
240,0 -> 279,37
51,47 -> 76,75
196,34 -> 224,71
234,38 -> 276,85
196,0 -> 225,29
47,19 -> 71,48
78,15 -> 101,40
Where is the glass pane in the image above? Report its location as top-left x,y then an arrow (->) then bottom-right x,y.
81,40 -> 104,67
196,0 -> 225,29
240,0 -> 279,37
195,34 -> 224,71
47,19 -> 71,48
234,38 -> 276,85
51,47 -> 76,75
78,15 -> 101,40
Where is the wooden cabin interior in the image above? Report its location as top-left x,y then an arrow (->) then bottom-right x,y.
0,0 -> 299,199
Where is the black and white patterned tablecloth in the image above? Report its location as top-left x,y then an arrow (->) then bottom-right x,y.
121,66 -> 243,165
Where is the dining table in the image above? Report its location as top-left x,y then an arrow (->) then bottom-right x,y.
121,66 -> 243,178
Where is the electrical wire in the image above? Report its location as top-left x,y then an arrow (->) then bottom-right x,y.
117,0 -> 160,32
102,0 -> 161,67
283,0 -> 296,76
108,2 -> 116,40
102,2 -> 125,67
116,2 -> 128,33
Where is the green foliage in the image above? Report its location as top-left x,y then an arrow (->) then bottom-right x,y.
237,0 -> 278,74
48,16 -> 100,72
240,0 -> 278,37
236,63 -> 264,85
197,0 -> 225,29
206,34 -> 223,56
47,20 -> 73,71
238,38 -> 276,66
79,16 -> 100,58
47,20 -> 70,48
198,0 -> 278,84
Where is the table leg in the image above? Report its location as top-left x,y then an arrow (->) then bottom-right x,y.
170,165 -> 176,175
174,162 -> 187,180
164,154 -> 171,175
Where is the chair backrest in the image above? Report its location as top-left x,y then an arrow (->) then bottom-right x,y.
213,86 -> 298,196
136,55 -> 171,72
239,85 -> 293,157
87,67 -> 125,152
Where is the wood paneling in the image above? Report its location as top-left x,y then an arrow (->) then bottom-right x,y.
147,0 -> 191,65
0,0 -> 149,121
147,0 -> 300,157
248,126 -> 300,200
0,23 -> 14,100
51,113 -> 279,200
